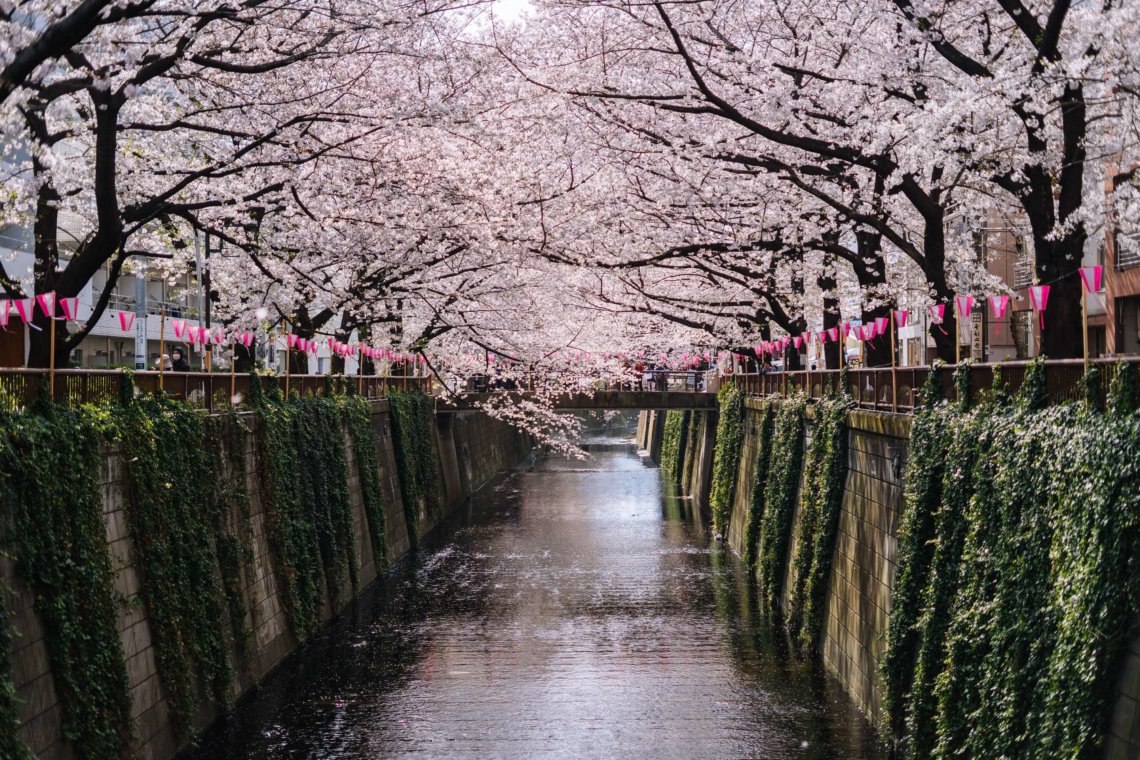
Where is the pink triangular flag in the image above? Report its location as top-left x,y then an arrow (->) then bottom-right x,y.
118,311 -> 135,332
1079,266 -> 1102,294
173,319 -> 186,338
875,316 -> 889,336
1029,285 -> 1050,330
893,310 -> 909,328
928,304 -> 946,324
35,292 -> 55,319
827,327 -> 839,342
955,296 -> 975,318
13,298 -> 32,323
58,297 -> 79,321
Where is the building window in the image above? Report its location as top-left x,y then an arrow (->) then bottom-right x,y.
1116,229 -> 1140,269
1013,237 -> 1034,288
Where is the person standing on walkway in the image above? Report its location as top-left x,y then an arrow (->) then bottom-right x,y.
171,348 -> 191,372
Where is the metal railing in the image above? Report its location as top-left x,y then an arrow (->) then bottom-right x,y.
0,368 -> 432,413
732,358 -> 1140,413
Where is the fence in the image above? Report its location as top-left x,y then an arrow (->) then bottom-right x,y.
732,358 -> 1140,412
0,368 -> 432,413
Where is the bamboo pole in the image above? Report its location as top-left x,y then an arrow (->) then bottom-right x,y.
805,337 -> 811,401
955,300 -> 962,366
283,323 -> 290,399
890,314 -> 898,413
158,310 -> 166,391
230,341 -> 237,404
48,308 -> 56,401
1082,286 -> 1089,368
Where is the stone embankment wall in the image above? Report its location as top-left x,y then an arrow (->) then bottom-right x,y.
6,403 -> 529,760
637,403 -> 1140,758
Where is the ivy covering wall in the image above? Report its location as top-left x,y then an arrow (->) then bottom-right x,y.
0,376 -> 398,756
883,360 -> 1140,759
787,396 -> 849,652
116,395 -> 245,738
0,401 -> 133,757
659,409 -> 690,482
709,383 -> 745,535
681,410 -> 703,488
741,402 -> 774,568
388,389 -> 441,545
757,396 -> 806,605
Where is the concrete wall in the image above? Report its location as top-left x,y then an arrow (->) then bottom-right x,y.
819,411 -> 909,724
5,404 -> 529,760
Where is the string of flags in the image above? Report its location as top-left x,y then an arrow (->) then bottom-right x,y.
0,265 -> 1108,367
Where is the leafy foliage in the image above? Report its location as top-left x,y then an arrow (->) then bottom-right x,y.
757,396 -> 806,606
742,402 -> 774,568
884,363 -> 1140,758
0,403 -> 133,757
659,409 -> 690,482
342,395 -> 389,569
0,583 -> 30,759
709,383 -> 745,535
115,395 -> 238,738
388,389 -> 441,546
253,387 -> 360,639
788,395 -> 850,652
681,410 -> 703,488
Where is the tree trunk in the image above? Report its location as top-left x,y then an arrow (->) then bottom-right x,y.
818,259 -> 841,370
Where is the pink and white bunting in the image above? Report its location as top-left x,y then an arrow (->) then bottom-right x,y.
874,316 -> 889,336
988,295 -> 1009,327
793,335 -> 804,349
893,310 -> 909,328
1079,266 -> 1103,294
1028,285 -> 1050,330
173,319 -> 187,338
955,296 -> 975,318
13,299 -> 33,324
36,292 -> 55,319
928,303 -> 946,324
827,326 -> 839,342
58,297 -> 79,321
118,311 -> 135,332
238,331 -> 254,348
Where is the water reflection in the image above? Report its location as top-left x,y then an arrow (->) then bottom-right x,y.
185,440 -> 886,759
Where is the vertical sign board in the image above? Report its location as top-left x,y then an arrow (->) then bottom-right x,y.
970,312 -> 984,359
134,313 -> 147,369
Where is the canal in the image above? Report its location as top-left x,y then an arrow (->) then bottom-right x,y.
186,436 -> 887,759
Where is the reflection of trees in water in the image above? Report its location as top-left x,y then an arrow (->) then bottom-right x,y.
187,487 -> 519,758
708,546 -> 891,759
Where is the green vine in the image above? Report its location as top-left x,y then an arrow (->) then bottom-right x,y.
709,383 -> 745,535
681,410 -> 702,488
0,403 -> 133,757
388,389 -> 441,546
252,385 -> 360,639
742,402 -> 774,568
341,395 -> 388,569
115,394 -> 236,738
883,362 -> 1140,758
757,396 -> 806,606
787,395 -> 849,652
659,410 -> 690,482
0,582 -> 31,759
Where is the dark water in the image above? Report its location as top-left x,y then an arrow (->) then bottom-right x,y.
186,439 -> 886,759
